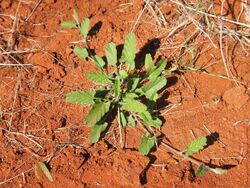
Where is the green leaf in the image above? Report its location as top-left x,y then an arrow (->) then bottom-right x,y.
124,92 -> 138,99
148,60 -> 167,79
135,88 -> 144,95
128,77 -> 139,92
85,102 -> 111,126
114,78 -> 121,98
105,42 -> 117,66
66,90 -> 95,106
61,21 -> 77,28
127,114 -> 136,127
139,133 -> 156,155
163,69 -> 172,76
73,47 -> 89,61
150,93 -> 158,102
195,163 -> 209,176
89,123 -> 108,143
87,72 -> 112,84
145,53 -> 154,72
80,18 -> 90,38
120,70 -> 128,79
139,111 -> 162,128
72,9 -> 79,22
185,136 -> 207,156
143,76 -> 166,99
120,32 -> 137,71
36,162 -> 53,182
93,55 -> 105,69
120,112 -> 127,127
121,98 -> 147,113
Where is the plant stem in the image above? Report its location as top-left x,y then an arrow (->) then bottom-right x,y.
138,122 -> 223,174
160,141 -> 201,166
160,141 -> 225,174
117,106 -> 123,148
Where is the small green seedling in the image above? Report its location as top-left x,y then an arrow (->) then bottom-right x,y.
62,10 -> 227,177
183,136 -> 227,176
62,11 -> 169,155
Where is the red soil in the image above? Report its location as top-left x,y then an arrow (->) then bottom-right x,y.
0,0 -> 249,187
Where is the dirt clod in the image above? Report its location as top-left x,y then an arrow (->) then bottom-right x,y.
0,0 -> 249,187
222,86 -> 249,109
1,0 -> 11,9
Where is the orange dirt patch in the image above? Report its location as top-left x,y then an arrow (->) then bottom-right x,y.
0,0 -> 249,187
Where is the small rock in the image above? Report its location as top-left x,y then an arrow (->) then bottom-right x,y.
1,1 -> 11,9
222,86 -> 249,109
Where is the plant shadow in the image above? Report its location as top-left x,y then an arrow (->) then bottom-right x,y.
135,38 -> 161,69
88,21 -> 103,37
139,154 -> 157,185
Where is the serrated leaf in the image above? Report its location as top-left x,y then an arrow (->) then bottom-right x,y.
143,76 -> 166,99
120,112 -> 127,127
93,55 -> 105,69
185,136 -> 207,156
61,21 -> 77,28
139,111 -> 162,128
73,47 -> 88,61
120,32 -> 137,71
80,18 -> 90,38
89,123 -> 108,143
139,133 -> 156,155
37,162 -> 53,182
195,163 -> 209,176
85,102 -> 111,126
148,60 -> 167,79
128,77 -> 139,92
66,90 -> 95,106
105,42 -> 117,66
121,98 -> 147,113
127,114 -> 136,127
87,72 -> 112,84
145,53 -> 154,72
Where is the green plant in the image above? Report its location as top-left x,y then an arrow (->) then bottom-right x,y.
62,11 -> 169,155
61,11 -> 227,177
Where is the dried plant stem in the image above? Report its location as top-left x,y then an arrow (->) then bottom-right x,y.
25,0 -> 43,22
170,0 -> 250,28
117,106 -> 124,148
